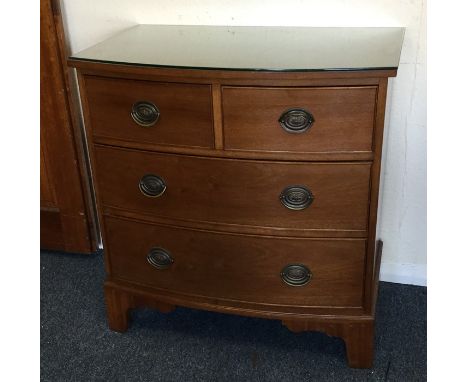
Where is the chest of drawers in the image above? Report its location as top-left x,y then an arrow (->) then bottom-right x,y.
69,25 -> 404,368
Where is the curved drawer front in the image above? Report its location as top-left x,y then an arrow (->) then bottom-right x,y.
105,215 -> 366,308
223,86 -> 376,154
83,76 -> 214,148
94,146 -> 371,233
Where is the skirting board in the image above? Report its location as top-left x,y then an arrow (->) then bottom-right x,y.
379,262 -> 427,286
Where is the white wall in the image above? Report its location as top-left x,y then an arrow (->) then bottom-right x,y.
62,0 -> 427,286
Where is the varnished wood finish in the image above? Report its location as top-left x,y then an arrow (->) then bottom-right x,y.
282,241 -> 382,368
363,80 -> 389,313
105,215 -> 366,308
94,145 -> 372,234
103,275 -> 377,367
40,0 -> 95,253
40,143 -> 56,208
223,86 -> 377,154
103,207 -> 367,239
50,0 -> 100,249
282,318 -> 374,368
71,36 -> 396,366
372,240 -> 384,315
69,58 -> 397,80
104,282 -> 175,332
40,208 -> 64,251
83,75 -> 214,148
93,136 -> 375,162
212,83 -> 224,150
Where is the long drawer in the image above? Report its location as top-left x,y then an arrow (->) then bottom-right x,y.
83,75 -> 214,148
222,86 -> 377,154
105,215 -> 366,308
94,145 -> 372,233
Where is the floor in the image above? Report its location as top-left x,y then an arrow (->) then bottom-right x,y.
41,250 -> 426,381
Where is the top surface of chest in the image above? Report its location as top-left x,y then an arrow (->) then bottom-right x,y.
70,25 -> 404,72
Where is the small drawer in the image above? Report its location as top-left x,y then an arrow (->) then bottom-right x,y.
94,145 -> 371,234
222,86 -> 377,154
83,76 -> 214,148
105,215 -> 366,308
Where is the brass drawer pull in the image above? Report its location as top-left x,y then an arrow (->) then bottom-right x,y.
139,174 -> 166,198
281,264 -> 312,286
278,108 -> 314,133
280,185 -> 313,210
131,101 -> 160,127
147,247 -> 174,270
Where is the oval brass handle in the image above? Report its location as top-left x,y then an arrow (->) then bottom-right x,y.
280,185 -> 313,210
139,174 -> 166,198
278,108 -> 314,133
281,264 -> 312,286
147,247 -> 173,270
131,101 -> 160,127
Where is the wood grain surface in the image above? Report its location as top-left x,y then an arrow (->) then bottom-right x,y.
94,145 -> 372,234
84,75 -> 214,148
40,0 -> 95,252
105,215 -> 366,308
70,53 -> 396,367
223,86 -> 377,154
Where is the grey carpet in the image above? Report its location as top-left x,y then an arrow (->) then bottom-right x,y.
41,250 -> 426,381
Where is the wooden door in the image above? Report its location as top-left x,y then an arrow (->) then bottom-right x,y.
40,0 -> 96,253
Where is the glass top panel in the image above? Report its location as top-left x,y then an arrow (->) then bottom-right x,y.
70,25 -> 405,71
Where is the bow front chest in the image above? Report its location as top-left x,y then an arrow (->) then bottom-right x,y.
69,25 -> 404,368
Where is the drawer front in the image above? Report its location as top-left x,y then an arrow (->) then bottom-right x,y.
83,76 -> 214,148
105,216 -> 366,308
94,146 -> 371,232
223,86 -> 376,153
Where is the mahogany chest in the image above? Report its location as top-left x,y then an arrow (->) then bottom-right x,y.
69,25 -> 404,368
